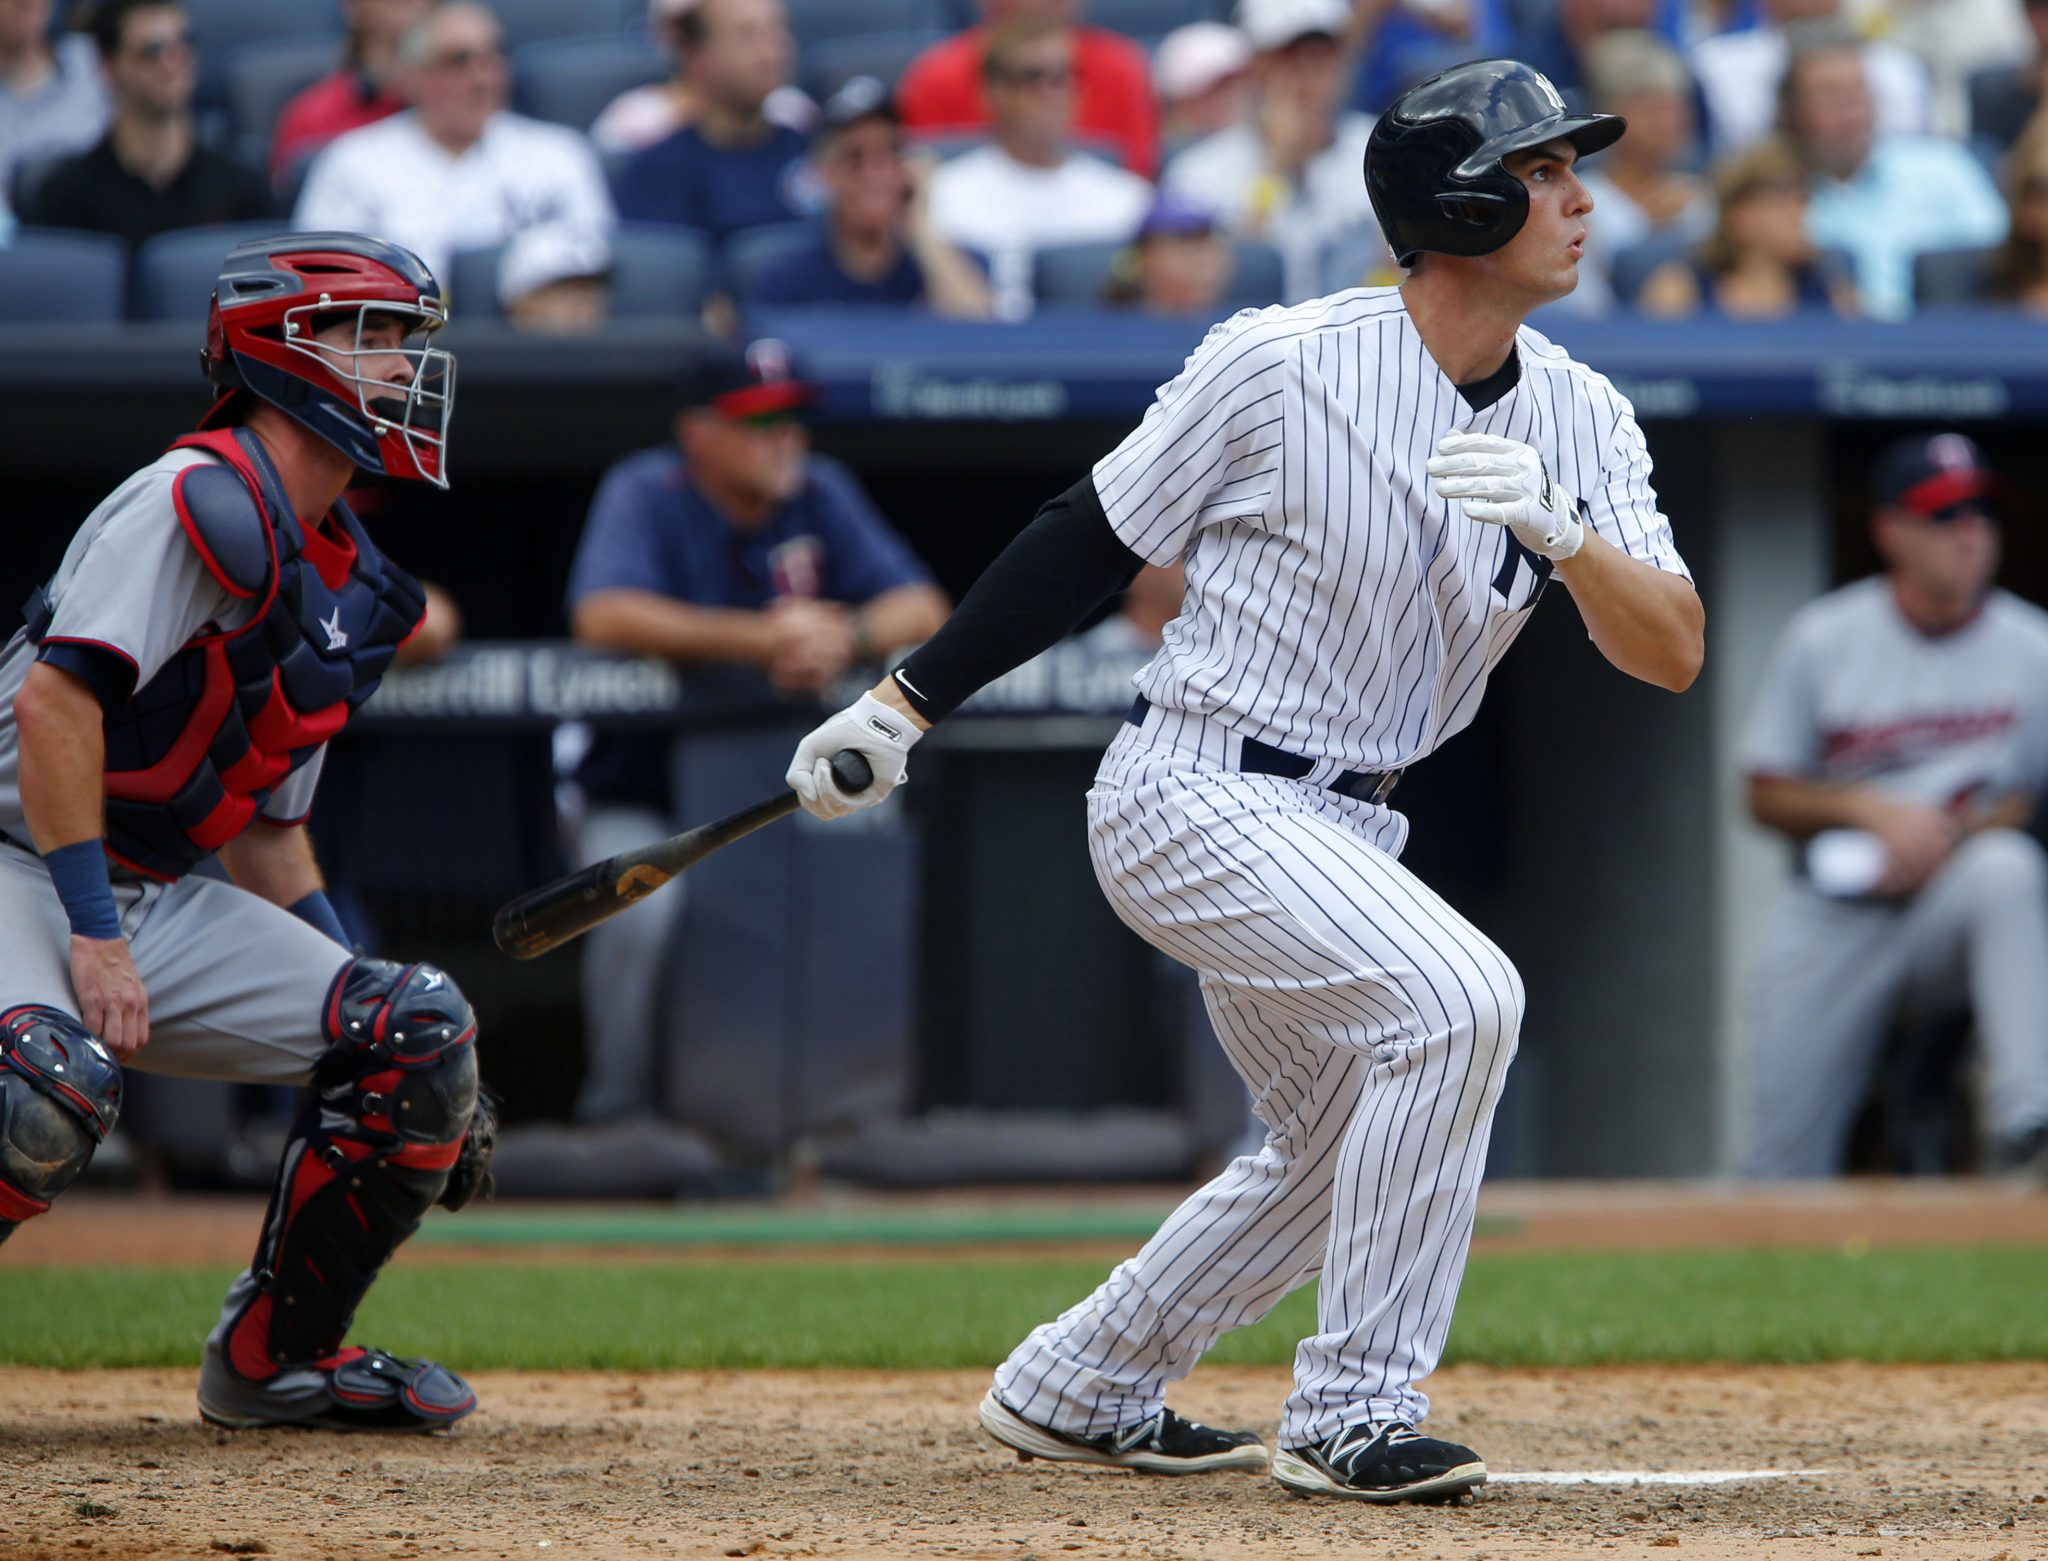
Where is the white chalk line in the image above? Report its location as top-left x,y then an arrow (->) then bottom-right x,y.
1491,1470 -> 1824,1487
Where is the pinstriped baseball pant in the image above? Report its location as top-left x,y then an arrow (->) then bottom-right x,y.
992,709 -> 1523,1448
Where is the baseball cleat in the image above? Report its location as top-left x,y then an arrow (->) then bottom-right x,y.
199,1344 -> 477,1433
1272,1421 -> 1486,1502
978,1387 -> 1269,1474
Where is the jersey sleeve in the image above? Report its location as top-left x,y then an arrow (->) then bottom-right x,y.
1582,397 -> 1693,584
1739,613 -> 1823,779
1091,316 -> 1290,566
260,745 -> 326,826
291,138 -> 378,235
36,461 -> 241,703
565,461 -> 666,608
807,459 -> 935,603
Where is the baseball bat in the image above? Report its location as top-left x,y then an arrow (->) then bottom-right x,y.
491,749 -> 874,960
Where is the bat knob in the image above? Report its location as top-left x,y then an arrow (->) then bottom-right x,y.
830,749 -> 874,794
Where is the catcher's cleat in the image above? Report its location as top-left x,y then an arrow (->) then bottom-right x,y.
978,1387 -> 1269,1474
1272,1421 -> 1486,1502
199,1343 -> 477,1433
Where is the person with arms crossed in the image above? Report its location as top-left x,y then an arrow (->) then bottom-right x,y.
562,340 -> 948,1126
786,59 -> 1702,1501
1741,433 -> 2048,1180
0,231 -> 493,1430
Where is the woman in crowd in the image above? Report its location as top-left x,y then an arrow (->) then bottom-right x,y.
1984,108 -> 2048,310
1639,137 -> 1859,317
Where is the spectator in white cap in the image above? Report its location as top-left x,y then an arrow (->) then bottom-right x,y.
591,0 -> 811,156
750,77 -> 991,315
926,17 -> 1151,317
1163,0 -> 1381,302
1153,21 -> 1254,153
499,224 -> 612,333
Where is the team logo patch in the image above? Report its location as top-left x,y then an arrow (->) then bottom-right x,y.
320,607 -> 350,652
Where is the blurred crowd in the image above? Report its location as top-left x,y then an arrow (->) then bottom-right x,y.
6,0 -> 2048,321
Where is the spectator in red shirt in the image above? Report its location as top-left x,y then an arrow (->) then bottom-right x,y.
270,0 -> 429,180
896,0 -> 1159,178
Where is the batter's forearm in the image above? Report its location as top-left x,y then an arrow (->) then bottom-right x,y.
14,662 -> 111,851
1554,531 -> 1703,692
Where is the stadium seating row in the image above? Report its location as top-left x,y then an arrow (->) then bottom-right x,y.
0,220 -> 1291,323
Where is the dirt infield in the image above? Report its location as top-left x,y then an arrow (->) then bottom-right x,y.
12,1179 -> 2048,1267
1,1363 -> 2044,1561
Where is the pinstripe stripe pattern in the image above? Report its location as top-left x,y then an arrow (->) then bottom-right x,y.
994,287 -> 1689,1451
994,710 -> 1523,1447
1093,287 -> 1690,773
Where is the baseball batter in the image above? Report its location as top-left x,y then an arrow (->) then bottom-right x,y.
786,60 -> 1702,1501
0,233 -> 492,1431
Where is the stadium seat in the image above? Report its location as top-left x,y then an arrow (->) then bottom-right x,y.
785,0 -> 944,48
1607,231 -> 1691,307
1032,237 -> 1284,310
512,34 -> 669,130
1082,0 -> 1213,35
448,221 -> 713,317
1914,245 -> 1999,307
134,223 -> 289,323
801,29 -> 947,101
488,0 -> 642,49
185,0 -> 339,106
723,219 -> 825,302
226,35 -> 343,172
0,229 -> 129,323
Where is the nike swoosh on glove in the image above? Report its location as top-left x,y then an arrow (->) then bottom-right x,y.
1426,430 -> 1585,561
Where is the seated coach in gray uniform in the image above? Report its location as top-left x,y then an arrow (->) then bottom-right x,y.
563,340 -> 948,1125
1741,433 -> 2048,1179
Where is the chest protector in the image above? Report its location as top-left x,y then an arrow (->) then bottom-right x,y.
28,429 -> 425,881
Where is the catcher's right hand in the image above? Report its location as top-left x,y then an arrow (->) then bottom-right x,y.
787,690 -> 922,820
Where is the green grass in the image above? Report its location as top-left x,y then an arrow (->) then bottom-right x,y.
3,1246 -> 2046,1372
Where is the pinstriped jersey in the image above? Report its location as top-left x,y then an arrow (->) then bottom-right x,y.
1092,286 -> 1692,772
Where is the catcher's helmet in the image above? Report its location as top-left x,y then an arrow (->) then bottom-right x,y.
1365,59 -> 1625,266
200,232 -> 455,488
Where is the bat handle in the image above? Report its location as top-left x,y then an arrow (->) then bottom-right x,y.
828,748 -> 875,795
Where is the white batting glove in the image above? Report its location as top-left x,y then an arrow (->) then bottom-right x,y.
786,691 -> 921,821
1427,431 -> 1585,561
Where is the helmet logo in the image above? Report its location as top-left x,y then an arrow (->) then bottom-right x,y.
1928,434 -> 1977,473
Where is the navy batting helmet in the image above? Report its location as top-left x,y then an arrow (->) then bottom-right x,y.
1365,59 -> 1624,266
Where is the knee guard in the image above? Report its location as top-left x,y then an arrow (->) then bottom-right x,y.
224,959 -> 484,1379
0,1007 -> 122,1244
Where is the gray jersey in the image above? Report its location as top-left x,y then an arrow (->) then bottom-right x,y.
1095,287 -> 1691,772
1741,577 -> 2048,811
0,449 -> 326,849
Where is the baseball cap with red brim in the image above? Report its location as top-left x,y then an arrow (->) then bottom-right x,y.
1874,432 -> 2004,520
678,338 -> 817,420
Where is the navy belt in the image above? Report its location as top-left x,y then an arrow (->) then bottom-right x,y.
1126,697 -> 1402,805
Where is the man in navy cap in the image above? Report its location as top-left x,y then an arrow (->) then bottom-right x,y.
748,77 -> 990,315
561,338 -> 949,1125
1740,432 -> 2048,1179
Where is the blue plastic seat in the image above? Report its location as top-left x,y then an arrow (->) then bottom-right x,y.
487,0 -> 641,49
225,35 -> 343,172
801,29 -> 947,101
448,221 -> 713,317
512,34 -> 669,130
1083,0 -> 1212,35
1033,237 -> 1284,311
723,219 -> 826,302
0,228 -> 129,323
134,223 -> 292,323
785,0 -> 943,48
1914,246 -> 2000,308
184,0 -> 339,107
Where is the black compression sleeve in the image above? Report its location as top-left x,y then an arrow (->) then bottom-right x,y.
892,475 -> 1145,723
